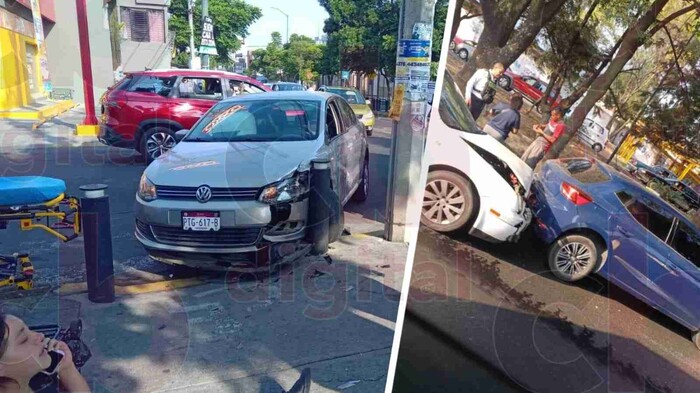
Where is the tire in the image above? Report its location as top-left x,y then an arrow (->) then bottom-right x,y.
693,331 -> 700,350
497,76 -> 511,91
352,156 -> 369,202
421,170 -> 475,233
366,129 -> 373,137
592,143 -> 603,153
547,234 -> 601,282
141,127 -> 177,165
458,49 -> 469,60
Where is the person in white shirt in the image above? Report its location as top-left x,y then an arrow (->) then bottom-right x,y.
464,63 -> 505,120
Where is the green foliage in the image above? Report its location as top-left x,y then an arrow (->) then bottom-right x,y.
169,0 -> 262,68
249,33 -> 323,83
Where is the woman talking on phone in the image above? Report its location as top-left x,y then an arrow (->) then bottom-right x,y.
0,313 -> 89,393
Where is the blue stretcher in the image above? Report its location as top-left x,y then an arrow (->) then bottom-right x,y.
0,176 -> 80,242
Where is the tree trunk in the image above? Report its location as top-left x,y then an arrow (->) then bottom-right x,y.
450,0 -> 465,42
546,0 -> 674,159
107,0 -> 121,73
455,0 -> 569,91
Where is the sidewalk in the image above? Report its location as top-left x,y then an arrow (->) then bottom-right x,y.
7,233 -> 407,393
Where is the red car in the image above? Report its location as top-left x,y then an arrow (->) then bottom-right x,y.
497,70 -> 560,111
98,69 -> 270,163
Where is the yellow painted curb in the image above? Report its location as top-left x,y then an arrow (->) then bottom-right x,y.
57,278 -> 206,297
76,124 -> 99,136
0,100 -> 75,121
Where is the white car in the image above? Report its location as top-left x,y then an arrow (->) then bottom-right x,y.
577,118 -> 609,152
421,72 -> 533,242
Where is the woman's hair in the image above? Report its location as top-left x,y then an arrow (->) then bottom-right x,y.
510,94 -> 524,111
0,313 -> 20,391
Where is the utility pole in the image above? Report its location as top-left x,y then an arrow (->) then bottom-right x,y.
201,0 -> 209,69
188,0 -> 196,69
75,0 -> 98,136
271,7 -> 289,44
384,0 -> 437,243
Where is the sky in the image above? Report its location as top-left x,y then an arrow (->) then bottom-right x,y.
242,0 -> 330,49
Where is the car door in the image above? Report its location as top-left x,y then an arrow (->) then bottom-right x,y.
118,74 -> 177,131
607,191 -> 684,318
325,99 -> 348,202
664,220 -> 700,329
335,98 -> 365,194
171,76 -> 225,129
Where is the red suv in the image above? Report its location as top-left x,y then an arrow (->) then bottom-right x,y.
497,70 -> 561,111
98,69 -> 270,163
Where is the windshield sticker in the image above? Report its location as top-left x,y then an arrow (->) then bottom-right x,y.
170,160 -> 219,171
202,105 -> 246,134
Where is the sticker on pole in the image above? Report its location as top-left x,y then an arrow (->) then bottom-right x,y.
199,16 -> 218,56
411,115 -> 425,132
388,85 -> 405,122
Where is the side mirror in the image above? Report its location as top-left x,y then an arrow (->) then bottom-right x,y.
175,129 -> 189,142
366,99 -> 371,105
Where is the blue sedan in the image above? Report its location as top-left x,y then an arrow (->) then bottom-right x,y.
528,158 -> 700,347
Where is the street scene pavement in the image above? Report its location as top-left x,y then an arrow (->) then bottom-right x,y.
0,113 -> 405,392
396,226 -> 700,393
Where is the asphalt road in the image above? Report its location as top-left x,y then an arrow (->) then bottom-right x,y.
0,116 -> 394,287
394,226 -> 700,392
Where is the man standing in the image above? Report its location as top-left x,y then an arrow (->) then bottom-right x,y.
483,93 -> 523,143
465,63 -> 505,120
520,107 -> 566,168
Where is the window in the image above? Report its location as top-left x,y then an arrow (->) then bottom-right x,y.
562,159 -> 611,184
229,80 -> 264,96
121,7 -> 165,43
618,192 -> 674,241
185,100 -> 320,142
523,77 -> 537,86
672,222 -> 700,266
337,100 -> 358,129
325,88 -> 365,105
439,72 -> 485,135
326,102 -> 342,139
127,75 -> 176,97
177,78 -> 223,100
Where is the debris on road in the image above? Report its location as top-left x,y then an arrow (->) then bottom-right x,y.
310,269 -> 326,278
337,380 -> 361,389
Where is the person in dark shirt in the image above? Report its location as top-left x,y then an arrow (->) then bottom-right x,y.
483,93 -> 523,143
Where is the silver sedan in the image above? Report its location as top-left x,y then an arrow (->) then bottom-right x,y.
134,91 -> 370,269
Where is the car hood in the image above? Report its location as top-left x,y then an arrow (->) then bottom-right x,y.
145,141 -> 320,188
349,104 -> 371,115
458,132 -> 534,192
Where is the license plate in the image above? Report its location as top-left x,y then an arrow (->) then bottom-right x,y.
182,212 -> 220,231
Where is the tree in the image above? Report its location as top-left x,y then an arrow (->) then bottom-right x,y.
546,0 -> 700,159
248,32 -> 285,79
169,0 -> 262,68
282,34 -> 323,83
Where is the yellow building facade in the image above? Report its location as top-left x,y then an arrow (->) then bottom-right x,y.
0,6 -> 43,111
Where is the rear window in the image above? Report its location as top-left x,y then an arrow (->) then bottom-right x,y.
112,76 -> 133,91
439,72 -> 484,134
128,75 -> 177,97
561,159 -> 611,184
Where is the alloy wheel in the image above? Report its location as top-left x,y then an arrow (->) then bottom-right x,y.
146,132 -> 176,159
554,242 -> 593,278
423,179 -> 466,226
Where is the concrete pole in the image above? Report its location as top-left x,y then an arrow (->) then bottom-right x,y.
188,0 -> 196,69
201,0 -> 209,69
384,0 -> 437,243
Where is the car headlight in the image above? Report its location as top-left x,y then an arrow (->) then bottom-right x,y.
259,171 -> 310,204
138,173 -> 157,201
362,112 -> 374,120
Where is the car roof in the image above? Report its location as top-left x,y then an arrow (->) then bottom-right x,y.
596,161 -> 699,232
126,69 -> 257,81
273,81 -> 302,85
322,86 -> 357,91
220,91 -> 332,103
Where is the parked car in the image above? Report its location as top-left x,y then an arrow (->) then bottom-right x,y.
317,86 -> 375,136
635,163 -> 678,185
449,37 -> 476,61
269,82 -> 306,91
528,157 -> 700,348
679,181 -> 700,211
421,71 -> 533,242
577,117 -> 609,153
98,69 -> 271,163
134,91 -> 370,269
497,71 -> 561,111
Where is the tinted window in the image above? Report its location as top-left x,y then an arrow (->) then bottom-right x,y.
337,100 -> 358,129
672,222 -> 700,266
112,76 -> 133,91
326,102 -> 342,138
185,100 -> 320,142
229,80 -> 264,95
128,75 -> 176,97
178,77 -> 223,100
439,72 -> 484,134
618,192 -> 674,241
276,84 -> 304,91
563,159 -> 611,184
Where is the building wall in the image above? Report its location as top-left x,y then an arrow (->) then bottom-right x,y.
118,0 -> 171,72
0,5 -> 42,110
44,0 -> 113,107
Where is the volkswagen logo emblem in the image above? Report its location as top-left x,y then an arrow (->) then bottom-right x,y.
195,185 -> 212,203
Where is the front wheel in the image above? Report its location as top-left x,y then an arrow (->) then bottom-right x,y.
141,127 -> 177,165
352,157 -> 369,202
547,234 -> 600,282
458,48 -> 469,60
592,143 -> 603,153
421,170 -> 475,233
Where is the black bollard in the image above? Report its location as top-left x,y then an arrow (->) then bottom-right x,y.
307,159 -> 331,255
79,184 -> 115,303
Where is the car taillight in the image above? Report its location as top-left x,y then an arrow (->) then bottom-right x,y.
561,182 -> 593,206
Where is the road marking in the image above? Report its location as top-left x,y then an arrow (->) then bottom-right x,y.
350,307 -> 395,330
194,286 -> 227,298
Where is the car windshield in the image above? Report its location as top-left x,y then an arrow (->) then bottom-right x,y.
276,84 -> 305,91
439,71 -> 485,134
326,89 -> 364,105
185,99 -> 320,142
